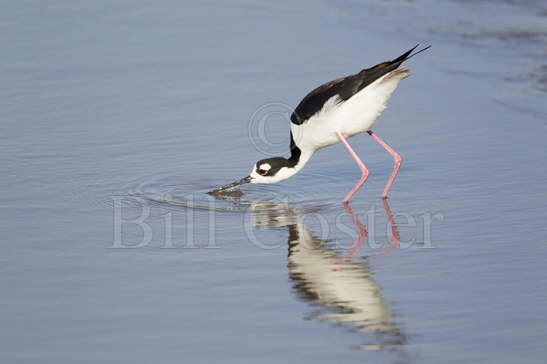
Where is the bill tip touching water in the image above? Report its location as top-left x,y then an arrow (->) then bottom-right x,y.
209,44 -> 431,200
207,176 -> 250,196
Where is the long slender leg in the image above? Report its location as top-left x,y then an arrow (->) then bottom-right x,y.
367,130 -> 403,199
336,132 -> 370,203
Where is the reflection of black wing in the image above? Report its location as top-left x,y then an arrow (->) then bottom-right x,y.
290,45 -> 428,125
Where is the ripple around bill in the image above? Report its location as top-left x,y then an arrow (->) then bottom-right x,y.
118,171 -> 348,214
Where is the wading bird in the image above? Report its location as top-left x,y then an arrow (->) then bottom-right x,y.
210,45 -> 430,201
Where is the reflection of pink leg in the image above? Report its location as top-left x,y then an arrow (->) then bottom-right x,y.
369,200 -> 401,257
336,132 -> 370,203
383,199 -> 401,249
342,202 -> 367,258
367,130 -> 402,199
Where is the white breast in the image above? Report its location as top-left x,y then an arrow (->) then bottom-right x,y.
291,69 -> 409,151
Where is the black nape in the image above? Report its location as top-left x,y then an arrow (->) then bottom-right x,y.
288,131 -> 301,168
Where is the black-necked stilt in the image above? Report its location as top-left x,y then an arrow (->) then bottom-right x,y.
210,45 -> 430,202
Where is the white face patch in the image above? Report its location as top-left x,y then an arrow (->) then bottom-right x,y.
250,166 -> 296,184
248,151 -> 313,185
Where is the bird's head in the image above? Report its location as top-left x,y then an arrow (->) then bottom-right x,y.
208,157 -> 297,195
248,157 -> 296,184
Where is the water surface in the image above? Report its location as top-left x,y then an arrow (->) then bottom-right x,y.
2,1 -> 547,363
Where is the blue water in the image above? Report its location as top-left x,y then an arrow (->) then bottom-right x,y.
2,1 -> 547,363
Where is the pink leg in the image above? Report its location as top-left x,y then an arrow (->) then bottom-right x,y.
336,132 -> 370,203
367,130 -> 403,199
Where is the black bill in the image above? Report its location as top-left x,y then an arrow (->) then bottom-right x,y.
207,176 -> 251,195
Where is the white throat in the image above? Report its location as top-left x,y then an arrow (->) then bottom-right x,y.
275,147 -> 313,182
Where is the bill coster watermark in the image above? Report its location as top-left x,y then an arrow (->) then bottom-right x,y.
110,195 -> 444,250
247,102 -> 301,156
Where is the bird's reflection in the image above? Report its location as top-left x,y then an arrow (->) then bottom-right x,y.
248,200 -> 405,351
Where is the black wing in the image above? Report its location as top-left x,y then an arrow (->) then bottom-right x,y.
290,45 -> 430,125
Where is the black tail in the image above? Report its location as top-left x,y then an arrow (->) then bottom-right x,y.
290,45 -> 431,124
391,44 -> 431,66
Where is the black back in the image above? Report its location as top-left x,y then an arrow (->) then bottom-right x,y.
290,45 -> 429,125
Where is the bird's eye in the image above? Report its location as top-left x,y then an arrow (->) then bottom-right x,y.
258,169 -> 268,176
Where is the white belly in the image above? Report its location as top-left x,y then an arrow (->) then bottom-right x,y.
291,71 -> 406,151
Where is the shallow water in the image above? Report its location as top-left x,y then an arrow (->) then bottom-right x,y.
2,1 -> 547,363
